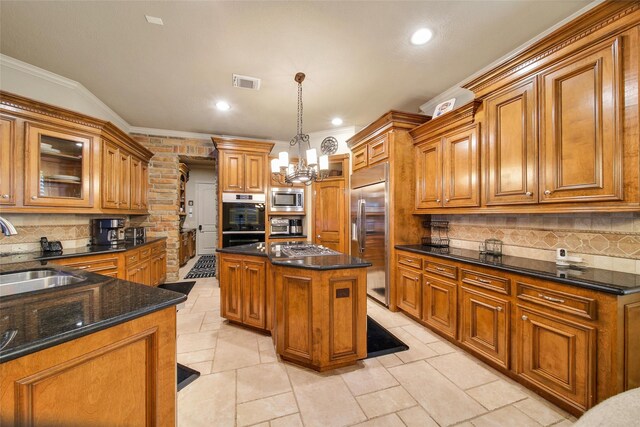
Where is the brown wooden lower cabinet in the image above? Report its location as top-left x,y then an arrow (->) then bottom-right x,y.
179,230 -> 196,267
51,240 -> 167,287
219,253 -> 268,330
0,307 -> 177,426
394,249 -> 640,416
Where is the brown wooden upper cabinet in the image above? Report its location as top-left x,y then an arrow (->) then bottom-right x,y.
351,133 -> 389,173
24,122 -> 94,208
539,37 -> 623,204
101,139 -> 149,212
413,102 -> 481,210
0,115 -> 16,206
220,151 -> 266,193
485,77 -> 538,205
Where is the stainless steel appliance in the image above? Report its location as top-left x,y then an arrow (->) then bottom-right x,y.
270,218 -> 290,235
91,218 -> 125,246
289,218 -> 303,235
124,227 -> 146,242
270,188 -> 304,212
221,193 -> 266,247
351,163 -> 389,306
279,244 -> 340,257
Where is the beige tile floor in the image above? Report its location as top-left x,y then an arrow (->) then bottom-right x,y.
176,257 -> 578,427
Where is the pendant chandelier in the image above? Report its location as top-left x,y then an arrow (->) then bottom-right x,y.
271,72 -> 330,186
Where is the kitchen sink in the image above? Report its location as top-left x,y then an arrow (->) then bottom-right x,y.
0,269 -> 86,297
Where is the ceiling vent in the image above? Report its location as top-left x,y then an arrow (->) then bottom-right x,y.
233,74 -> 261,90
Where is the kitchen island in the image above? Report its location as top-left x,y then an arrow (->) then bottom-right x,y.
217,242 -> 372,371
0,260 -> 186,426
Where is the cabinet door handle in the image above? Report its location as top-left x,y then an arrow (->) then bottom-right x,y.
436,199 -> 441,203
538,293 -> 565,304
544,190 -> 552,196
1,194 -> 9,199
244,266 -> 248,270
31,196 -> 37,200
435,267 -> 446,272
525,191 -> 533,197
521,315 -> 528,321
129,256 -> 136,261
445,198 -> 450,202
476,277 -> 492,284
496,306 -> 503,312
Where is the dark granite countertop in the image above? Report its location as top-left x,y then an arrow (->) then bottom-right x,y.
395,245 -> 640,295
0,237 -> 167,264
0,259 -> 185,363
217,242 -> 372,271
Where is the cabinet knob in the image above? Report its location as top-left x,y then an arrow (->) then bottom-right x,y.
1,194 -> 9,199
496,306 -> 502,312
436,199 -> 441,203
544,190 -> 551,196
521,315 -> 528,321
525,191 -> 533,197
445,198 -> 449,202
317,235 -> 321,239
31,196 -> 37,200
244,266 -> 248,270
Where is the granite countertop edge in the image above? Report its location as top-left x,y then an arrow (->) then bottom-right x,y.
0,296 -> 185,364
395,245 -> 639,296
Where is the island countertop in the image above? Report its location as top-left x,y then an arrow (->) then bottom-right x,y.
0,260 -> 186,363
216,242 -> 372,270
395,244 -> 640,296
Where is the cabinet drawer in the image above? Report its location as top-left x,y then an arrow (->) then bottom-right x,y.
516,282 -> 597,320
397,253 -> 423,270
424,260 -> 457,280
139,246 -> 152,261
352,146 -> 367,172
56,256 -> 119,274
151,242 -> 165,255
125,250 -> 140,266
461,268 -> 510,295
368,134 -> 389,165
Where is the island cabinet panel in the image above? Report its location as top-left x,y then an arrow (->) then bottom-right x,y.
274,265 -> 367,371
422,274 -> 457,339
516,305 -> 596,412
460,286 -> 511,369
539,37 -> 623,204
280,275 -> 313,360
219,256 -> 244,323
485,77 -> 538,205
0,307 -> 177,427
0,115 -> 16,206
219,254 -> 268,330
242,259 -> 267,329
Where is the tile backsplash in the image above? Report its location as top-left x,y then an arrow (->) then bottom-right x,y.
431,212 -> 640,274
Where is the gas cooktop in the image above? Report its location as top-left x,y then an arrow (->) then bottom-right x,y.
280,244 -> 341,257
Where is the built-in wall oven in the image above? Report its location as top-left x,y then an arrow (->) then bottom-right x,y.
221,193 -> 266,247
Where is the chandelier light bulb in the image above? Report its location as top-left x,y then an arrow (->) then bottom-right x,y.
306,148 -> 318,166
271,158 -> 280,173
319,155 -> 329,171
279,151 -> 289,167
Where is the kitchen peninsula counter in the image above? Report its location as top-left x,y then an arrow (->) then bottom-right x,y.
216,242 -> 371,371
0,260 -> 185,426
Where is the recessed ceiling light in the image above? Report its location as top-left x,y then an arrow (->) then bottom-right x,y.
145,15 -> 164,26
331,118 -> 343,126
216,101 -> 231,111
411,28 -> 432,45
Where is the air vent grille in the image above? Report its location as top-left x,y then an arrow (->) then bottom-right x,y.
232,74 -> 261,90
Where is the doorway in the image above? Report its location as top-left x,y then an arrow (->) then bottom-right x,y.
181,163 -> 217,255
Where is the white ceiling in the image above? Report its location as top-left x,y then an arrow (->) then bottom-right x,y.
0,1 -> 590,141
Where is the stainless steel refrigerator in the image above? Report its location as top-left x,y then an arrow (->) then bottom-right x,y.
351,163 -> 389,306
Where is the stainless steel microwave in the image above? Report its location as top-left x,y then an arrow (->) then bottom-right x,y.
270,188 -> 304,212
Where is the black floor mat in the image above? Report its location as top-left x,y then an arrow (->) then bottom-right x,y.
158,281 -> 196,296
366,316 -> 409,359
184,255 -> 216,279
177,363 -> 200,392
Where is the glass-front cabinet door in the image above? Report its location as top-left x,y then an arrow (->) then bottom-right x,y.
25,123 -> 93,207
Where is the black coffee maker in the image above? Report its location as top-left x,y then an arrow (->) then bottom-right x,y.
91,218 -> 125,246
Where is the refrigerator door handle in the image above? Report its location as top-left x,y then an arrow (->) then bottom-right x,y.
359,199 -> 366,252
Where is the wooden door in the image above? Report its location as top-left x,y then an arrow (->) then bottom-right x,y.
539,37 -> 623,203
220,256 -> 243,322
368,134 -> 389,166
415,139 -> 443,209
242,259 -> 267,329
244,154 -> 265,193
221,151 -> 244,192
126,262 -> 150,285
130,156 -> 142,209
117,151 -> 130,209
151,253 -> 167,286
422,274 -> 457,339
313,180 -> 346,252
460,286 -> 510,368
102,142 -> 120,209
0,116 -> 16,205
443,125 -> 480,208
485,78 -> 538,205
24,122 -> 94,208
351,146 -> 367,172
516,306 -> 595,411
396,267 -> 421,318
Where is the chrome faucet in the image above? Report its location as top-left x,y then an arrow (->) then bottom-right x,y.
0,216 -> 17,236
